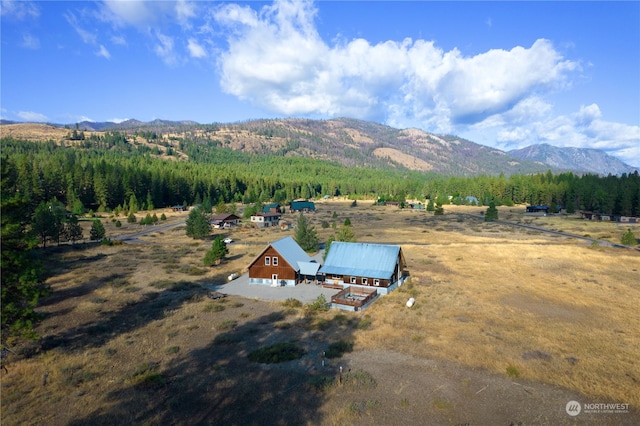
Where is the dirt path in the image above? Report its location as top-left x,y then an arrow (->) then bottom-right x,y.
319,349 -> 639,425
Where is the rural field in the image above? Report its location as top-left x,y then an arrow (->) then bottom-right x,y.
1,200 -> 639,425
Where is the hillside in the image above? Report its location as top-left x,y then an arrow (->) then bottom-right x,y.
1,119 -> 551,176
509,143 -> 639,176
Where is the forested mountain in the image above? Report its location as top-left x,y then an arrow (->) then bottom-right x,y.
2,122 -> 639,218
3,119 -> 552,176
509,143 -> 639,176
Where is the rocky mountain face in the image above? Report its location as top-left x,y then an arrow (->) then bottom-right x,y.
508,143 -> 638,176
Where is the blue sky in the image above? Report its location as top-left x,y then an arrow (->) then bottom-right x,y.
1,1 -> 639,166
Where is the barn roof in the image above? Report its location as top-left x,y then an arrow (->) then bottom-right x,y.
320,242 -> 402,280
268,236 -> 312,272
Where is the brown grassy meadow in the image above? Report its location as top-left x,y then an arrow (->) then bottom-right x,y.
1,200 -> 638,424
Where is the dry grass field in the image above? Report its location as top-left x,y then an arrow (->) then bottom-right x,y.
1,200 -> 639,425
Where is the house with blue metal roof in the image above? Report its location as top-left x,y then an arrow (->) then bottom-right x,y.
247,236 -> 317,286
319,242 -> 406,295
290,200 -> 316,212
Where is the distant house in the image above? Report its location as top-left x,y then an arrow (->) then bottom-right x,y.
210,213 -> 240,228
262,203 -> 283,214
319,242 -> 407,295
617,216 -> 639,224
526,205 -> 549,214
465,196 -> 479,205
250,212 -> 282,228
247,236 -> 315,286
290,200 -> 315,212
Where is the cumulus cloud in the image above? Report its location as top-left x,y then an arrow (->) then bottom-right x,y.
17,111 -> 48,122
490,103 -> 640,165
213,0 -> 578,134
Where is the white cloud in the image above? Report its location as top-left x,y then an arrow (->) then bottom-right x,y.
97,44 -> 111,59
154,32 -> 178,65
187,38 -> 206,58
17,111 -> 48,122
21,34 -> 40,49
176,0 -> 196,29
111,35 -> 127,45
65,11 -> 98,45
0,0 -> 39,20
108,117 -> 129,123
213,0 -> 579,134
100,0 -> 163,29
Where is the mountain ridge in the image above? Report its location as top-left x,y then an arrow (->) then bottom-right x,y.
2,118 -> 636,176
508,143 -> 638,176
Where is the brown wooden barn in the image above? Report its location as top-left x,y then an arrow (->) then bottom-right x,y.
247,236 -> 317,286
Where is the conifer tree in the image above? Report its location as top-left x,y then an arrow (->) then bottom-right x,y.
204,237 -> 228,266
485,201 -> 499,221
89,219 -> 106,241
294,213 -> 319,252
621,228 -> 637,246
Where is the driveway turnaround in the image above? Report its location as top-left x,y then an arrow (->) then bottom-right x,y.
208,272 -> 340,303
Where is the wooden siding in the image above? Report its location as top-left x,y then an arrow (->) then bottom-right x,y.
248,246 -> 297,281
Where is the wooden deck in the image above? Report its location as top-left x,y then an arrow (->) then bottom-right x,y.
331,286 -> 377,308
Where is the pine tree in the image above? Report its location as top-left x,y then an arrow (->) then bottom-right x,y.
294,213 -> 319,252
64,215 -> 83,244
89,219 -> 106,241
2,165 -> 47,342
185,207 -> 211,239
621,228 -> 637,246
485,201 -> 499,221
204,237 -> 228,266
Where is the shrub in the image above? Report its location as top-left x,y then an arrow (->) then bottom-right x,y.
325,340 -> 354,358
248,342 -> 305,364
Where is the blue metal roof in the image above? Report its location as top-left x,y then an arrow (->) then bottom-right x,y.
298,261 -> 321,276
271,236 -> 312,272
320,242 -> 401,279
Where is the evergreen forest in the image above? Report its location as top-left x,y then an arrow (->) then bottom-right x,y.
2,134 -> 639,217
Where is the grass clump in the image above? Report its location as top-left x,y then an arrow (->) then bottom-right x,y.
128,361 -> 166,389
325,340 -> 354,359
248,342 -> 305,364
506,365 -> 521,378
203,303 -> 225,313
282,298 -> 303,309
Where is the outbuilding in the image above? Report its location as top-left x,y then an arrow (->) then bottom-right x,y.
320,242 -> 407,295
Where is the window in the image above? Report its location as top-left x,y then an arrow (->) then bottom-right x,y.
273,257 -> 278,266
350,277 -> 357,284
362,278 -> 368,285
374,279 -> 380,286
265,256 -> 270,266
